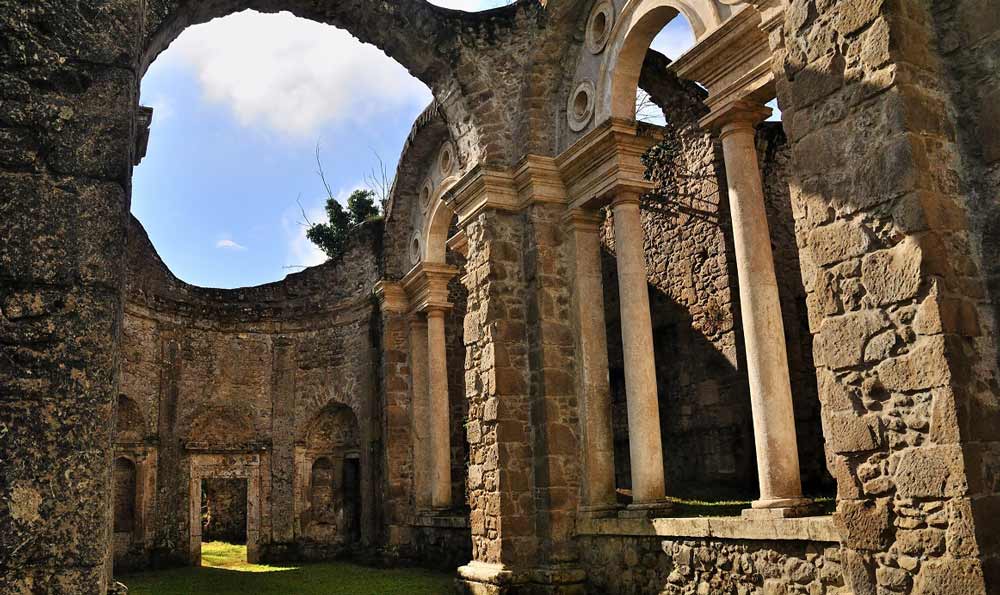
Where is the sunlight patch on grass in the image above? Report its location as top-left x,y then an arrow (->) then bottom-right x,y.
200,541 -> 298,573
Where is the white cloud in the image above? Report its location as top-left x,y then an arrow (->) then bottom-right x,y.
281,184 -> 364,268
216,238 -> 247,251
157,10 -> 432,138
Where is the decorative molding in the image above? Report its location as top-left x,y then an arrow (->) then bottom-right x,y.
401,262 -> 459,314
555,118 -> 660,210
443,164 -> 519,225
373,281 -> 409,314
670,4 -> 774,113
568,80 -> 596,132
513,155 -> 568,207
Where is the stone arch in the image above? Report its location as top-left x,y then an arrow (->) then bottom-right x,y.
595,0 -> 753,123
383,104 -> 460,278
304,401 -> 360,451
423,179 -> 460,265
141,0 -> 456,86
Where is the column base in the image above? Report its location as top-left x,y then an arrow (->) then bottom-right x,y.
456,561 -> 517,595
620,499 -> 675,518
742,497 -> 820,519
455,561 -> 587,595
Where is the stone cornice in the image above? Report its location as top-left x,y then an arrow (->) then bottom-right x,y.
401,262 -> 459,313
512,155 -> 568,207
373,280 -> 409,314
555,118 -> 659,210
446,228 -> 469,258
443,164 -> 519,225
671,4 -> 773,114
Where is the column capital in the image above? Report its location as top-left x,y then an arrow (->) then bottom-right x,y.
401,262 -> 458,314
700,99 -> 772,135
374,281 -> 409,314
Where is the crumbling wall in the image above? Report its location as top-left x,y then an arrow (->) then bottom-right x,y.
600,90 -> 828,501
116,215 -> 380,569
579,533 -> 845,595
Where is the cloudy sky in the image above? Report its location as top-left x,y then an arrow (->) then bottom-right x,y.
133,2 -> 695,288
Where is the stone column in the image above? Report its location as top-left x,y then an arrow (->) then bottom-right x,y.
565,209 -> 617,512
707,100 -> 809,515
610,192 -> 668,508
425,306 -> 453,509
408,315 -> 432,510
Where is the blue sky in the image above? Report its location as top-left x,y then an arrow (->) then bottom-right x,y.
134,4 -> 697,288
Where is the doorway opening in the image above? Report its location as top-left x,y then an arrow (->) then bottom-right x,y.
200,478 -> 249,567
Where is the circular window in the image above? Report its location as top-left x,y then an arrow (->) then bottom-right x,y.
439,146 -> 454,176
419,182 -> 432,212
409,234 -> 421,264
567,80 -> 595,132
585,1 -> 614,54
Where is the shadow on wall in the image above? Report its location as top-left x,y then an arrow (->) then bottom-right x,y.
598,122 -> 832,503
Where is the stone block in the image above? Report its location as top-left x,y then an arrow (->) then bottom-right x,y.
861,238 -> 922,306
826,412 -> 883,453
894,445 -> 967,498
814,309 -> 889,369
808,220 -> 872,267
876,336 -> 951,392
913,559 -> 986,595
835,499 -> 892,550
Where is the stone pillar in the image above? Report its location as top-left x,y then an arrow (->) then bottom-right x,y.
565,209 -> 617,512
610,192 -> 668,508
426,306 -> 453,509
705,100 -> 809,515
408,315 -> 432,510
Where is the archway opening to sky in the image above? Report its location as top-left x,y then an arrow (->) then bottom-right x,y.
134,9 -> 434,288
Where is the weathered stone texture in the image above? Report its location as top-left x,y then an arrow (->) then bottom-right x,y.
579,534 -> 844,595
115,217 -> 380,568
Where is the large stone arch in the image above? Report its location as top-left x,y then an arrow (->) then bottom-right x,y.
595,0 -> 758,123
142,0 -> 457,84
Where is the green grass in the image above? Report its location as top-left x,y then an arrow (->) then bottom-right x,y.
119,542 -> 453,595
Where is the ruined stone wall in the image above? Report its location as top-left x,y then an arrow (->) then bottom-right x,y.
578,533 -> 844,595
116,216 -> 380,569
772,0 -> 1000,592
600,118 -> 828,500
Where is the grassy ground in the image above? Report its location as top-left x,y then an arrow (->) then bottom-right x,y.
119,542 -> 453,595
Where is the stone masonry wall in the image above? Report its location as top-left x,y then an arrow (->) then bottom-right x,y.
772,0 -> 1000,592
578,534 -> 844,595
117,216 -> 380,569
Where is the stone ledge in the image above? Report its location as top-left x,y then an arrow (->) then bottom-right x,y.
412,513 -> 470,529
577,515 -> 839,543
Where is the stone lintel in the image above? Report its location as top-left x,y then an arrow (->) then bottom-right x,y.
443,164 -> 519,225
555,117 -> 658,210
401,262 -> 459,313
373,280 -> 409,314
577,514 -> 839,542
671,4 -> 774,114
